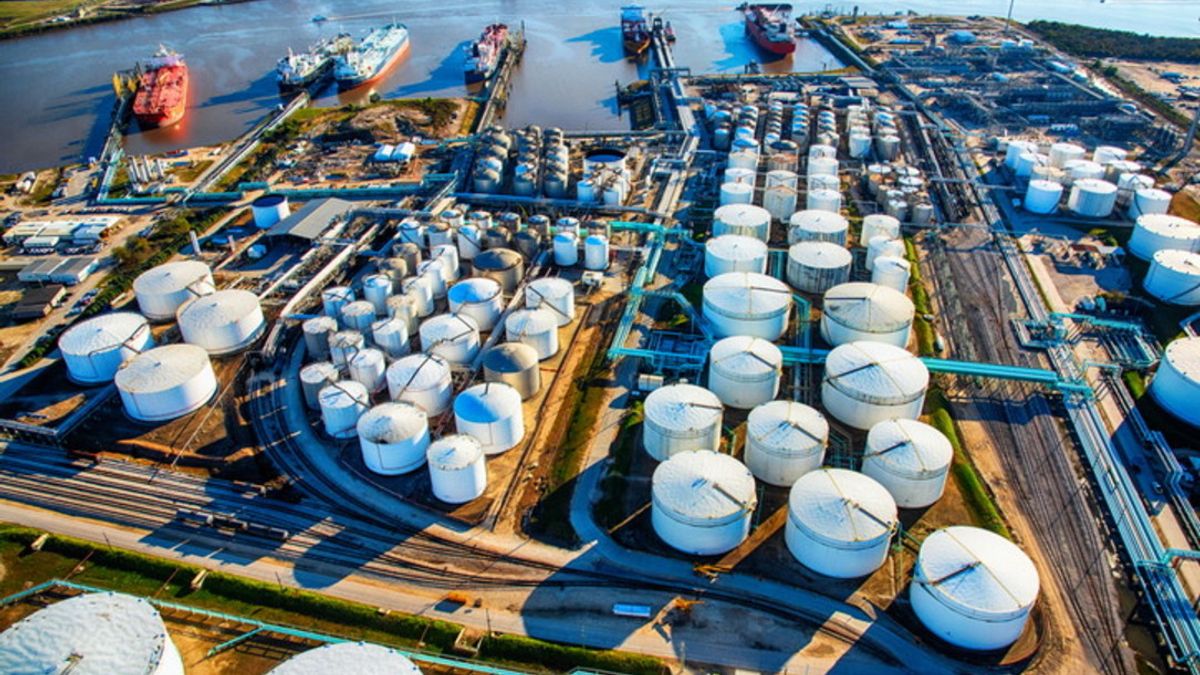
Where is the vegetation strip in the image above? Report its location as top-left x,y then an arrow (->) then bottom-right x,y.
925,392 -> 1011,539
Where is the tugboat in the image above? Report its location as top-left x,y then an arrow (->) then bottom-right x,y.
743,3 -> 797,56
621,5 -> 651,57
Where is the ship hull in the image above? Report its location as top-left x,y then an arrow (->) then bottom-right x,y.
336,37 -> 410,89
132,63 -> 188,128
745,18 -> 796,55
463,68 -> 491,84
133,106 -> 185,128
623,36 -> 650,56
278,64 -> 330,91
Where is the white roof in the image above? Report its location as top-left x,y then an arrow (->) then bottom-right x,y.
527,276 -> 573,301
788,468 -> 898,545
824,341 -> 929,401
1072,178 -> 1117,195
427,434 -> 484,469
706,235 -> 768,262
747,400 -> 828,454
455,382 -> 522,424
59,312 -> 148,356
133,260 -> 212,295
318,380 -> 369,409
0,592 -> 171,674
1164,337 -> 1200,381
178,289 -> 261,328
300,361 -> 338,384
789,210 -> 849,234
704,272 -> 791,318
330,330 -> 364,349
363,273 -> 393,290
386,354 -> 451,391
1137,214 -> 1200,241
341,300 -> 376,318
1152,249 -> 1200,276
420,313 -> 479,343
447,278 -> 501,304
915,526 -> 1039,618
789,241 -> 853,269
823,282 -> 915,331
1135,187 -> 1172,202
303,315 -> 338,333
270,642 -> 421,675
115,344 -> 211,394
350,347 -> 386,369
653,450 -> 756,526
322,285 -> 354,301
714,203 -> 771,227
865,418 -> 953,478
357,402 -> 428,443
709,336 -> 782,376
644,383 -> 723,433
506,308 -> 557,336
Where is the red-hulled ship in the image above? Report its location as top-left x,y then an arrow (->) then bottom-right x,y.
743,3 -> 796,56
132,47 -> 188,128
464,23 -> 508,84
621,5 -> 651,57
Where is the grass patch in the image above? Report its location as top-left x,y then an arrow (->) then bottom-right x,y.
1123,370 -> 1146,399
169,158 -> 212,184
903,237 -> 937,356
0,0 -> 89,26
595,402 -> 644,529
925,390 -> 1011,539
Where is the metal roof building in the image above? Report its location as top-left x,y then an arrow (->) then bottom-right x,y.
266,198 -> 354,243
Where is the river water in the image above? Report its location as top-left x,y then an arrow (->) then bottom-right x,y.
0,0 -> 1195,173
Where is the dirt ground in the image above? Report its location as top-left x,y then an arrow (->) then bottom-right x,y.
1110,59 -> 1200,116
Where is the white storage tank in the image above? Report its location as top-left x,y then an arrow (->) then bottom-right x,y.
805,189 -> 842,213
703,272 -> 792,340
763,170 -> 799,222
707,336 -> 782,409
362,273 -> 393,315
863,418 -> 953,508
318,380 -> 370,439
866,236 -> 906,272
1129,214 -> 1200,260
584,234 -> 610,271
1129,187 -> 1172,218
116,344 -> 216,422
417,259 -> 449,299
348,347 -> 387,393
821,282 -> 915,348
643,383 -> 723,461
371,317 -> 410,358
713,204 -> 771,242
788,210 -> 849,245
911,526 -> 1039,651
505,307 -> 559,360
822,341 -> 929,430
251,194 -> 290,229
300,361 -> 338,410
420,313 -> 481,365
177,289 -> 265,355
1093,145 -> 1128,164
745,400 -> 828,487
431,243 -> 461,282
322,286 -> 355,320
861,214 -> 901,244
402,276 -> 436,318
270,642 -> 421,675
357,402 -> 430,475
0,591 -> 184,675
1150,337 -> 1200,427
386,353 -> 453,416
303,315 -> 338,360
387,294 -> 420,336
525,277 -> 576,326
60,312 -> 154,384
651,450 -> 757,555
482,342 -> 542,400
133,260 -> 215,322
1047,142 -> 1086,168
457,223 -> 483,260
871,256 -> 912,292
447,278 -> 504,332
704,235 -> 769,278
786,468 -> 898,578
454,382 -> 526,454
787,241 -> 852,294
1145,250 -> 1200,305
553,230 -> 579,266
339,300 -> 377,339
719,181 -> 754,206
1023,179 -> 1063,214
329,330 -> 364,369
427,434 -> 487,504
1067,179 -> 1118,218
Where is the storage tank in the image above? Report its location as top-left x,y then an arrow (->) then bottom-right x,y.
707,336 -> 782,409
865,236 -> 906,272
133,260 -> 215,322
358,274 -> 391,316
871,256 -> 912,292
357,402 -> 430,475
651,450 -> 757,555
1093,145 -> 1127,164
328,330 -> 364,369
745,400 -> 828,486
713,204 -> 771,242
473,248 -> 525,293
1129,188 -> 1173,218
270,642 -> 421,675
863,418 -> 953,508
822,341 -> 929,430
427,222 -> 454,249
785,468 -> 898,578
447,278 -> 503,331
911,526 -> 1039,650
703,272 -> 792,340
115,344 -> 216,422
807,174 -> 840,192
318,380 -> 370,438
454,382 -> 525,454
386,294 -> 420,336
821,282 -> 914,348
457,223 -> 483,260
1023,179 -> 1063,214
525,277 -> 575,326
1145,250 -> 1200,305
643,383 -> 723,461
1048,142 -> 1086,168
505,307 -> 559,360
719,181 -> 754,206
0,591 -> 184,675
402,276 -> 435,318
482,342 -> 541,400
427,434 -> 487,504
788,210 -> 848,245
1065,159 -> 1104,183
371,317 -> 410,358
60,312 -> 154,384
805,189 -> 842,213
808,156 -> 838,178
763,170 -> 799,222
584,234 -> 610,271
1067,179 -> 1118,218
514,229 -> 543,259
348,347 -> 387,392
394,242 -> 422,273
1129,214 -> 1200,260
787,241 -> 852,294
860,214 -> 901,244
386,353 -> 453,416
724,167 -> 756,185
1150,337 -> 1200,427
339,300 -> 377,339
322,286 -> 355,320
420,313 -> 480,365
704,235 -> 769,278
300,361 -> 338,410
177,289 -> 265,355
552,230 -> 580,267
251,194 -> 290,229
416,259 -> 449,299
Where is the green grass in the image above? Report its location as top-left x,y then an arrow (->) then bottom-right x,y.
0,0 -> 89,26
925,391 -> 1011,539
1123,370 -> 1146,399
903,237 -> 937,356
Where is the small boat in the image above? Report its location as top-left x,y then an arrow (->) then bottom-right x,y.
312,15 -> 327,23
621,5 -> 651,57
665,21 -> 676,42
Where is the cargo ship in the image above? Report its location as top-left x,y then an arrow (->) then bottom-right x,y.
743,3 -> 796,56
132,46 -> 188,128
276,37 -> 339,90
464,23 -> 508,84
620,5 -> 651,57
334,22 -> 410,89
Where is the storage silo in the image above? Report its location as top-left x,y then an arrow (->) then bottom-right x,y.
1145,250 -> 1200,305
1093,145 -> 1128,164
1023,180 -> 1063,215
116,344 -> 217,422
133,260 -> 215,322
787,241 -> 852,294
871,256 -> 912,292
1047,142 -> 1086,168
651,450 -> 757,555
745,400 -> 828,486
788,210 -> 849,245
1129,187 -> 1172,218
386,353 -> 453,416
786,468 -> 898,578
911,526 -> 1039,650
805,189 -> 843,214
322,286 -> 355,320
402,276 -> 436,318
0,591 -> 184,675
822,341 -> 929,430
482,342 -> 541,399
472,248 -> 525,293
525,277 -> 576,326
362,274 -> 393,315
821,282 -> 914,348
505,307 -> 559,360
300,361 -> 338,410
251,194 -> 290,229
713,204 -> 771,242
329,330 -> 364,369
457,223 -> 483,261
553,231 -> 580,266
371,317 -> 410,358
643,383 -> 723,461
584,234 -> 610,271
394,242 -> 422,274
303,316 -> 338,360
1067,179 -> 1118,218
420,313 -> 480,365
427,434 -> 487,504
702,272 -> 792,340
177,289 -> 265,355
416,259 -> 449,299
861,214 -> 901,244
707,336 -> 782,409
454,382 -> 525,454
447,277 -> 504,331
1129,214 -> 1200,260
270,642 -> 422,675
862,418 -> 953,508
318,380 -> 370,439
704,235 -> 769,278
719,181 -> 754,206
427,222 -> 454,249
339,300 -> 377,339
386,294 -> 421,337
1150,337 -> 1200,427
60,312 -> 154,385
348,347 -> 387,393
357,402 -> 431,475
763,170 -> 799,222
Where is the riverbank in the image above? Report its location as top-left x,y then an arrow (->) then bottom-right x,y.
0,0 -> 257,40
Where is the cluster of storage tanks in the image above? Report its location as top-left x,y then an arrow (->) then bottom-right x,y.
1010,139 -> 1172,219
1129,213 -> 1200,307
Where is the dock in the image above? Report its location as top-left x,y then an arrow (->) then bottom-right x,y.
473,25 -> 527,132
94,69 -> 137,201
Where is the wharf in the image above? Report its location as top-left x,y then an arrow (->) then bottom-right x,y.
473,26 -> 527,132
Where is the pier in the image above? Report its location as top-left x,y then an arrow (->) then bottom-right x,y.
94,70 -> 136,201
473,25 -> 526,132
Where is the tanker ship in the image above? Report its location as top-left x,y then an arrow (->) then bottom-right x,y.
276,36 -> 341,90
620,5 -> 651,57
743,3 -> 797,56
132,46 -> 188,128
464,23 -> 508,84
334,22 -> 411,89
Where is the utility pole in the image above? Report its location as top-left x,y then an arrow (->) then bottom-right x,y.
1003,0 -> 1015,38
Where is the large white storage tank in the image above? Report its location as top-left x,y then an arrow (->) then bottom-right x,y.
704,234 -> 769,277
60,312 -> 154,384
357,402 -> 431,475
745,400 -> 828,487
371,317 -> 410,358
1129,187 -> 1172,218
1129,214 -> 1200,260
348,347 -> 387,393
482,342 -> 541,400
318,380 -> 370,439
862,418 -> 953,508
1145,250 -> 1200,305
702,272 -> 791,340
1067,179 -> 1118,218
1150,337 -> 1200,427
362,273 -> 393,315
553,231 -> 580,266
865,236 -> 906,272
643,383 -> 724,461
328,330 -> 364,369
871,256 -> 912,292
420,313 -> 481,365
707,336 -> 782,409
584,234 -> 610,271
0,591 -> 184,675
1023,179 -> 1063,214
713,204 -> 771,242
788,210 -> 849,245
651,450 -> 757,555
454,382 -> 526,454
763,170 -> 799,222
270,642 -> 421,675
116,344 -> 216,422
822,341 -> 929,430
525,277 -> 576,326
911,526 -> 1039,651
340,300 -> 377,338
427,434 -> 487,504
787,241 -> 852,294
447,278 -> 503,332
505,308 -> 560,360
133,260 -> 215,322
861,214 -> 901,244
719,181 -> 754,206
386,353 -> 453,416
303,316 -> 338,360
300,361 -> 338,410
322,286 -> 355,320
786,468 -> 898,578
177,289 -> 265,355
251,194 -> 290,229
806,189 -> 842,213
821,282 -> 915,348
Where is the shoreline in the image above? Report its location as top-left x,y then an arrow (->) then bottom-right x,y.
0,0 -> 258,41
